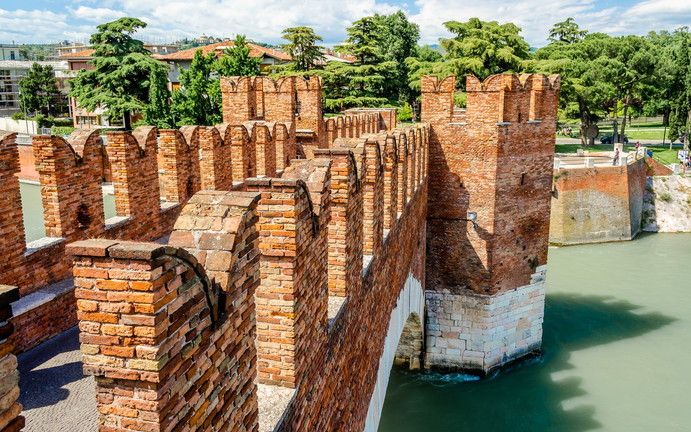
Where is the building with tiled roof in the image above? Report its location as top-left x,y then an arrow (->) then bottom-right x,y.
153,41 -> 291,89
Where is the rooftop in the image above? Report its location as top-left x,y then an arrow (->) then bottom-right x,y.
153,41 -> 291,62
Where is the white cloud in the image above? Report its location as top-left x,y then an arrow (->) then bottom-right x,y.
71,6 -> 126,23
0,0 -> 690,45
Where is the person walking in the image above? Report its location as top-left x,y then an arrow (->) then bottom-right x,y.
612,148 -> 620,166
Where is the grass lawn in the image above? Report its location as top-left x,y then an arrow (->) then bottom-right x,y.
555,143 -> 681,165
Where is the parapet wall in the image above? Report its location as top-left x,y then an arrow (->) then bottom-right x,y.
221,76 -> 397,154
68,121 -> 429,431
549,157 -> 647,245
1,119 -> 296,352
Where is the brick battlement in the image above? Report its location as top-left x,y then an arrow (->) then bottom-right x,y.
1,73 -> 560,431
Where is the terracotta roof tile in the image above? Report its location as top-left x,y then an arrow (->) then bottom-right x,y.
153,41 -> 291,62
59,49 -> 95,59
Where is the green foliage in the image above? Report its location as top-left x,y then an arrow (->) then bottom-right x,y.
144,66 -> 173,128
69,17 -> 168,129
51,126 -> 76,136
375,11 -> 420,104
440,18 -> 530,81
11,112 -> 25,121
281,27 -> 324,71
665,28 -> 691,144
215,35 -> 261,77
549,18 -> 587,44
398,102 -> 413,122
18,45 -> 51,61
323,16 -> 397,111
19,63 -> 61,117
171,50 -> 221,126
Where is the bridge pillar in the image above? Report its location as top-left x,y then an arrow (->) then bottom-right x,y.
422,74 -> 559,374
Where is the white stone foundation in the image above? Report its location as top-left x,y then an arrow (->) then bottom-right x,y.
424,265 -> 546,373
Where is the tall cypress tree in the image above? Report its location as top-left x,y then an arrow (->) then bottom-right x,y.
144,66 -> 173,128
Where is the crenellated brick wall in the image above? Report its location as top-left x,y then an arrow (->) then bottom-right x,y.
68,189 -> 261,432
2,72 -> 560,431
422,73 -> 559,373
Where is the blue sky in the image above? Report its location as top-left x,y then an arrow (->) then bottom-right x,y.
1,0 -> 690,46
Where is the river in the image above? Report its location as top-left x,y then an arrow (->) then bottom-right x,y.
19,182 -> 116,243
379,233 -> 691,432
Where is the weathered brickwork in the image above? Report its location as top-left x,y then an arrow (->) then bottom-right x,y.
422,74 -> 559,373
2,71 -> 560,431
550,157 -> 647,245
0,286 -> 23,432
2,118 -> 303,353
68,189 -> 261,432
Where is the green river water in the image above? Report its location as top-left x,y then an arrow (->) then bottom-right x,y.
379,233 -> 691,432
20,182 -> 116,243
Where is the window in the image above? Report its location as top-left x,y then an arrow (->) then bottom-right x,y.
10,51 -> 15,60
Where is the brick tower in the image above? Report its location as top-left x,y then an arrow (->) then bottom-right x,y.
422,73 -> 560,373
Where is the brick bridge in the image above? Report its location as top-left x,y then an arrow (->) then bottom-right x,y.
0,73 -> 559,431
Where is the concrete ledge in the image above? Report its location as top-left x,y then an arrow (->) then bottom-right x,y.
104,216 -> 130,231
25,237 -> 64,256
11,278 -> 74,317
258,384 -> 295,432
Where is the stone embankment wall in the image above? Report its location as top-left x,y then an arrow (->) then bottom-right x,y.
549,157 -> 647,245
422,74 -> 559,372
642,175 -> 691,232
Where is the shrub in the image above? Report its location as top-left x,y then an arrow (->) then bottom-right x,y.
51,126 -> 76,137
398,103 -> 413,123
659,192 -> 673,203
11,112 -> 25,121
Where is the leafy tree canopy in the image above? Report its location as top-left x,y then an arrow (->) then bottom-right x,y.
549,18 -> 588,44
281,26 -> 324,71
215,35 -> 261,76
441,18 -> 530,81
69,17 -> 167,129
172,50 -> 221,126
19,63 -> 61,117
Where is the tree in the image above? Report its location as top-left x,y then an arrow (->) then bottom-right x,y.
526,33 -> 615,145
322,16 -> 397,111
143,66 -> 173,128
589,35 -> 656,142
440,18 -> 530,81
666,27 -> 691,147
549,18 -> 587,44
215,35 -> 261,76
375,11 -> 420,104
171,50 -> 221,126
19,63 -> 60,116
69,17 -> 167,129
281,26 -> 324,71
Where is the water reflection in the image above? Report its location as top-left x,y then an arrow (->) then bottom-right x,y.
379,234 -> 689,432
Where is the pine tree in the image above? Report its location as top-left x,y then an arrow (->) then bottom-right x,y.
323,17 -> 396,111
215,35 -> 261,76
69,17 -> 167,129
281,26 -> 324,71
171,50 -> 221,125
